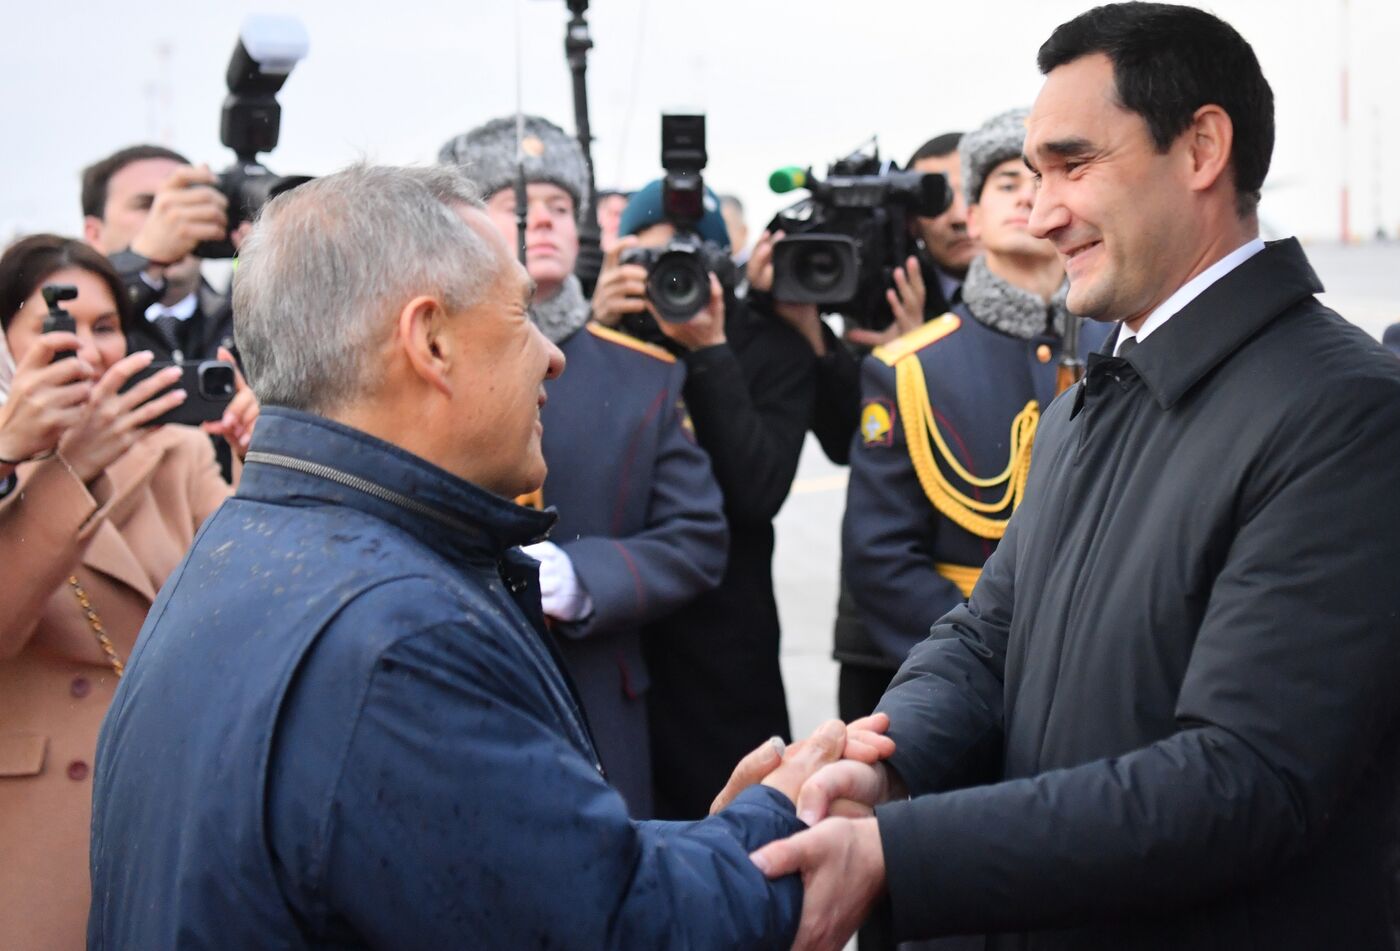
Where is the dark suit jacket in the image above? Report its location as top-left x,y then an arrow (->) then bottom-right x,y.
644,300 -> 815,818
875,239 -> 1400,949
541,322 -> 728,817
123,278 -> 237,480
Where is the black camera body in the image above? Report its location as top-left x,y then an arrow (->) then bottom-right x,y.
120,360 -> 238,428
619,114 -> 734,323
41,285 -> 79,362
196,16 -> 313,259
768,145 -> 951,330
621,236 -> 734,324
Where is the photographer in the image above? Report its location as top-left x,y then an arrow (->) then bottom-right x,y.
81,145 -> 238,363
759,131 -> 977,467
593,180 -> 817,819
439,116 -> 728,819
82,145 -> 248,481
0,235 -> 256,947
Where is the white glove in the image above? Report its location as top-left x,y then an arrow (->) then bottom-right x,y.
521,541 -> 594,622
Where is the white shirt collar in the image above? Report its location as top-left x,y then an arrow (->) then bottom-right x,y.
935,267 -> 962,306
145,292 -> 198,323
1114,238 -> 1265,355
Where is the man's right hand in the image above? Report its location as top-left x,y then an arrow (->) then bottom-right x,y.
589,237 -> 649,328
748,229 -> 830,357
794,757 -> 909,826
129,165 -> 228,266
0,334 -> 94,466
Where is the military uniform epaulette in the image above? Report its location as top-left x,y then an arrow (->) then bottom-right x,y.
586,322 -> 678,364
872,312 -> 962,367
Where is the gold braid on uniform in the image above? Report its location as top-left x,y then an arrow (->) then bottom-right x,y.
894,355 -> 1038,540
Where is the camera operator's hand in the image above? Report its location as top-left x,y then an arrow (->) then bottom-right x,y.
651,273 -> 726,351
845,255 -> 925,348
56,352 -> 187,484
129,165 -> 229,267
749,229 -> 829,356
201,347 -> 259,459
590,238 -> 649,328
0,334 -> 94,469
746,229 -> 781,294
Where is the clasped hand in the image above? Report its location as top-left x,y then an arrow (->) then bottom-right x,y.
715,713 -> 906,951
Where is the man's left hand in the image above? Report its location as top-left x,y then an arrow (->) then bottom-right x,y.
652,273 -> 726,351
750,816 -> 887,951
710,714 -> 894,814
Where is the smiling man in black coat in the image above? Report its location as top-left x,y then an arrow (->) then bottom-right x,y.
751,5 -> 1400,950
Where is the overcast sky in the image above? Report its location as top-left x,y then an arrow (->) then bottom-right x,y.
6,0 -> 1398,245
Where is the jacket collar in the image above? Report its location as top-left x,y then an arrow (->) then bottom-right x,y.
237,408 -> 556,565
1112,238 -> 1323,409
80,430 -> 181,602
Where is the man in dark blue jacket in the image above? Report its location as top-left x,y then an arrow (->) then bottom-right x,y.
87,164 -> 891,949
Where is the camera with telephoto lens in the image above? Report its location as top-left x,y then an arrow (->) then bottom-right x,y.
767,141 -> 951,330
194,15 -> 314,259
619,114 -> 734,323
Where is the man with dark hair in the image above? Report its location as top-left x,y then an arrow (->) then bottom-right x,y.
81,145 -> 234,363
895,132 -> 977,326
754,5 -> 1400,949
82,144 -> 241,479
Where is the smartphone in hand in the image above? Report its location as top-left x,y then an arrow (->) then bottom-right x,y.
120,360 -> 237,427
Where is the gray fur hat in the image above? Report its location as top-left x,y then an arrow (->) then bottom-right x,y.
438,115 -> 589,218
959,107 -> 1030,206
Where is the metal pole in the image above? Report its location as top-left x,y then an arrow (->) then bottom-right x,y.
566,1 -> 603,295
1340,0 -> 1352,243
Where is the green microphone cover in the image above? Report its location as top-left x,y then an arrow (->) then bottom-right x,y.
769,166 -> 808,194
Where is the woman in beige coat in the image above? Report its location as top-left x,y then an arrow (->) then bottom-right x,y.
0,235 -> 256,949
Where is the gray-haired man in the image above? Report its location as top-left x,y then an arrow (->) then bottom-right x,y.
88,163 -> 895,948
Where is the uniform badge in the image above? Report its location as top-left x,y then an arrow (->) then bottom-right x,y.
521,135 -> 546,158
676,399 -> 697,443
860,399 -> 895,447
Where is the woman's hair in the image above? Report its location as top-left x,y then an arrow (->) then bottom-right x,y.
0,234 -> 130,334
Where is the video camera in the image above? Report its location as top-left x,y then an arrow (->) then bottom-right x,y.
195,16 -> 313,259
767,141 -> 951,330
619,114 -> 734,322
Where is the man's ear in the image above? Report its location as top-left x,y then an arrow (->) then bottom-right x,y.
397,295 -> 454,398
1185,104 -> 1234,195
82,216 -> 105,249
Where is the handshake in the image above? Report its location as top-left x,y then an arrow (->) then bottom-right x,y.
713,714 -> 907,951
